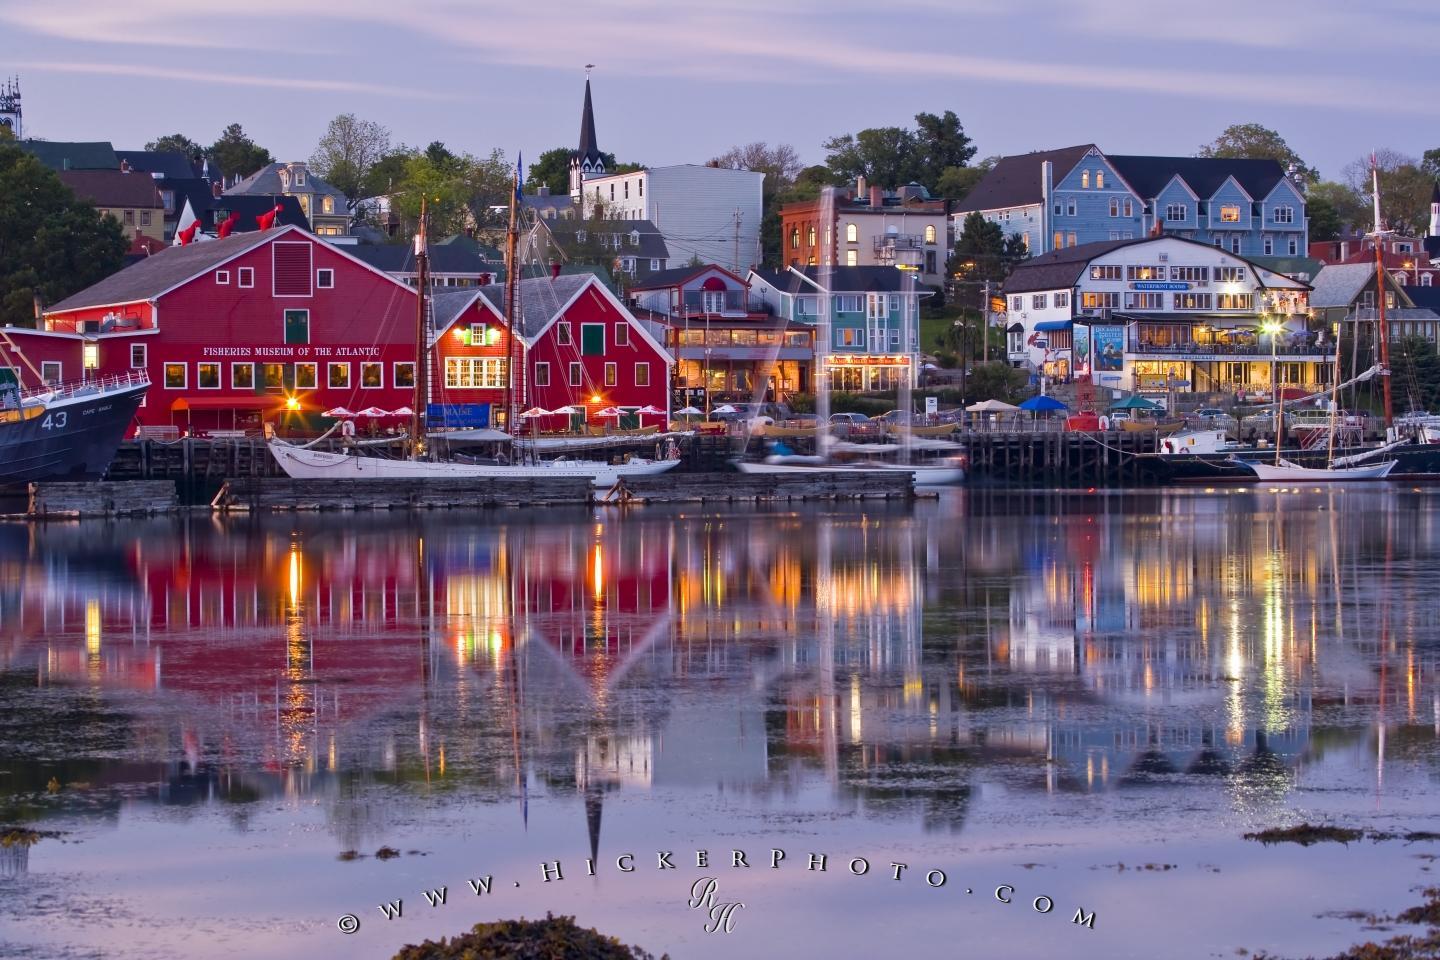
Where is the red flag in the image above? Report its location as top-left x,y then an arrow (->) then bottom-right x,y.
256,203 -> 283,230
177,221 -> 201,245
217,211 -> 240,238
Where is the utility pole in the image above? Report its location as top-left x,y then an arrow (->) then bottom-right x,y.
981,279 -> 991,365
732,208 -> 741,274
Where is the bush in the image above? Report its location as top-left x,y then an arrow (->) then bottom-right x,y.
934,350 -> 959,369
392,914 -> 666,960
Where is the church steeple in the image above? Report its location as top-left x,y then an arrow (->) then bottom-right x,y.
569,69 -> 605,198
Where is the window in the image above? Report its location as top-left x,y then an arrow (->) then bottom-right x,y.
1089,265 -> 1123,281
1032,294 -> 1048,309
197,362 -> 220,389
569,362 -> 582,386
216,270 -> 230,285
1173,292 -> 1213,310
1422,273 -> 1433,287
140,211 -> 152,226
925,250 -> 937,274
328,362 -> 350,388
604,362 -> 617,387
261,363 -> 284,390
638,179 -> 643,197
1219,205 -> 1241,223
924,224 -> 936,244
1229,236 -> 1242,254
1080,292 -> 1119,310
1055,292 -> 1070,308
1217,293 -> 1253,310
866,294 -> 887,319
834,295 -> 861,313
807,226 -> 817,247
1165,203 -> 1187,222
444,357 -> 506,388
232,363 -> 254,389
534,362 -> 550,386
1123,293 -> 1165,310
322,196 -> 333,214
238,267 -> 254,288
1124,199 -> 1134,217
317,268 -> 334,289
609,184 -> 614,201
1170,266 -> 1208,282
556,322 -> 572,345
1263,237 -> 1274,255
361,362 -> 383,388
634,362 -> 649,386
845,250 -> 858,267
650,258 -> 660,270
614,324 -> 629,347
284,310 -> 309,345
295,168 -> 305,186
163,363 -> 186,388
130,344 -> 147,368
1067,232 -> 1077,247
1052,231 -> 1063,250
1081,170 -> 1090,189
1287,238 -> 1298,256
580,323 -> 605,355
393,362 -> 415,388
846,223 -> 857,242
1214,266 -> 1245,283
124,210 -> 135,225
623,181 -> 629,199
1065,199 -> 1077,216
41,361 -> 61,384
1096,171 -> 1105,189
1109,198 -> 1120,217
1011,296 -> 1023,311
1273,205 -> 1294,224
790,228 -> 800,250
1125,265 -> 1164,281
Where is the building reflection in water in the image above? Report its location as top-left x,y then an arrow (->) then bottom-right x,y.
0,489 -> 1437,850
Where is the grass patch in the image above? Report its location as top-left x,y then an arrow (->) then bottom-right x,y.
1244,824 -> 1364,846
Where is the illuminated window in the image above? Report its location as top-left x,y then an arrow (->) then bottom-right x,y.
846,223 -> 857,242
261,363 -> 284,390
614,324 -> 629,347
1081,171 -> 1090,188
924,224 -> 936,243
846,250 -> 858,266
1219,205 -> 1241,222
322,196 -> 333,214
807,225 -> 817,247
1096,171 -> 1105,189
634,362 -> 649,386
231,363 -> 254,389
393,362 -> 415,388
328,362 -> 350,388
790,228 -> 800,250
604,362 -> 617,386
163,363 -> 186,388
197,362 -> 220,389
361,362 -> 383,388
444,357 -> 506,388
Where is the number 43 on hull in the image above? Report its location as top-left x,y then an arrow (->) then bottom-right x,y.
0,373 -> 149,485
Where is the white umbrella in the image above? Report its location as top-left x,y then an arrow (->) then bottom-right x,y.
356,406 -> 390,417
594,407 -> 624,417
519,407 -> 553,418
323,407 -> 355,418
636,405 -> 666,415
965,399 -> 1020,413
551,405 -> 582,415
675,406 -> 703,416
390,405 -> 414,416
711,404 -> 738,414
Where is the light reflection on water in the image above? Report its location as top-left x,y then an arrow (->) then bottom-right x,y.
0,488 -> 1437,959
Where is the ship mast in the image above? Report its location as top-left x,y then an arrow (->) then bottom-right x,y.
1371,156 -> 1394,429
411,201 -> 430,460
503,158 -> 522,433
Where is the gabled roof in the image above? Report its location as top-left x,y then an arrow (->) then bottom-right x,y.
115,150 -> 195,180
628,264 -> 746,291
478,275 -> 592,340
543,218 -> 669,260
429,287 -> 502,342
211,194 -> 311,233
58,170 -> 164,208
225,162 -> 348,203
953,145 -> 1096,213
1106,155 -> 1288,201
1308,263 -> 1389,308
790,265 -> 935,294
1002,239 -> 1136,294
46,229 -> 282,312
18,139 -> 117,171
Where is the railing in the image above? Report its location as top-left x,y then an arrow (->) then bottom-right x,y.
11,370 -> 150,404
873,235 -> 925,252
1126,340 -> 1329,357
679,291 -> 770,315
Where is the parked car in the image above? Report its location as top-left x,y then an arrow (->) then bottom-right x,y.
829,413 -> 872,424
1189,408 -> 1237,432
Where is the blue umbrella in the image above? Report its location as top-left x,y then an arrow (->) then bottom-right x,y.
1019,395 -> 1068,412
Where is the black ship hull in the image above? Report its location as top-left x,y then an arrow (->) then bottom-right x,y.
1156,441 -> 1440,482
0,383 -> 147,485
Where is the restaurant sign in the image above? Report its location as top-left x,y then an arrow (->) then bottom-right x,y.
1131,282 -> 1189,291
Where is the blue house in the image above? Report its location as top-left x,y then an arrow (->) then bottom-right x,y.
748,266 -> 929,393
955,145 -> 1308,259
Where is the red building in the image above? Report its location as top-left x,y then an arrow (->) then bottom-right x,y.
0,226 -> 418,435
431,273 -> 672,430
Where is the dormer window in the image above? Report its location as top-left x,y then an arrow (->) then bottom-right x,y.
629,230 -> 639,246
294,168 -> 306,186
279,169 -> 290,189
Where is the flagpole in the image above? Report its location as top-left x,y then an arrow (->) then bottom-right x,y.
504,153 -> 522,434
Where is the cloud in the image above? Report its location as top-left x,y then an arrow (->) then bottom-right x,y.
10,61 -> 464,101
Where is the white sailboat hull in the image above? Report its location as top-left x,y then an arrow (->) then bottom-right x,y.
267,441 -> 680,487
1237,458 -> 1398,481
737,457 -> 963,484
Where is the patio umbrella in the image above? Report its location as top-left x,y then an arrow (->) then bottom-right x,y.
1019,395 -> 1068,412
636,405 -> 667,415
965,399 -> 1019,413
594,407 -> 624,417
675,406 -> 704,416
322,407 -> 355,418
519,407 -> 553,418
390,406 -> 414,417
711,404 -> 738,414
1110,395 -> 1161,410
356,406 -> 390,417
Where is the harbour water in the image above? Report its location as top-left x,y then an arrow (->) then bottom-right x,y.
2,488 -> 1438,959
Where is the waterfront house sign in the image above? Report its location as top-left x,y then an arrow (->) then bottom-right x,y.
1131,282 -> 1189,291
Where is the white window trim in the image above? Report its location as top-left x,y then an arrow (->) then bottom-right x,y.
316,268 -> 334,289
634,362 -> 649,387
295,362 -> 317,390
534,361 -> 551,387
130,344 -> 147,369
580,322 -> 605,355
614,324 -> 630,347
569,362 -> 583,386
197,362 -> 222,390
604,361 -> 617,387
327,361 -> 351,389
360,361 -> 384,389
215,270 -> 230,285
272,241 -> 314,298
230,362 -> 255,390
556,323 -> 572,345
238,267 -> 255,288
41,361 -> 62,384
163,362 -> 187,389
392,362 -> 414,389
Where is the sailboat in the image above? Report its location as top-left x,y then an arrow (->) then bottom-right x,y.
1234,156 -> 1397,482
269,190 -> 679,488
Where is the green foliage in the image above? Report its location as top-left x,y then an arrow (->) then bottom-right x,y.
1391,336 -> 1440,413
1422,148 -> 1440,180
361,150 -> 411,200
822,110 -> 975,192
948,211 -> 1028,286
935,165 -> 984,201
386,144 -> 514,237
143,133 -> 203,157
934,349 -> 959,369
309,114 -> 391,202
525,147 -> 635,198
207,123 -> 272,180
391,914 -> 665,960
1198,123 -> 1317,186
1341,149 -> 1435,236
0,144 -> 127,327
964,362 -> 1028,404
1306,180 -> 1367,238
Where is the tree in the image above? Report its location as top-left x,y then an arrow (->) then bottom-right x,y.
144,133 -> 203,158
310,114 -> 391,203
524,147 -> 635,197
935,165 -> 985,201
387,146 -> 514,239
1422,148 -> 1440,180
1306,180 -> 1367,238
207,123 -> 272,180
1199,124 -> 1316,186
823,126 -> 919,188
360,149 -> 411,200
912,110 -> 977,188
1341,149 -> 1434,236
948,211 -> 1026,284
0,143 -> 127,328
709,142 -> 802,191
964,362 -> 1028,404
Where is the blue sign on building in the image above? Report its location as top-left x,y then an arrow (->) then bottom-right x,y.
427,403 -> 491,428
1133,281 -> 1189,291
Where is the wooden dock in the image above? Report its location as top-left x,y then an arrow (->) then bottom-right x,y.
602,470 -> 915,504
28,480 -> 179,518
959,431 -> 1162,485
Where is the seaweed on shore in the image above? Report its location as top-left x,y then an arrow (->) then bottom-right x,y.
391,914 -> 668,960
0,827 -> 60,848
1245,824 -> 1364,846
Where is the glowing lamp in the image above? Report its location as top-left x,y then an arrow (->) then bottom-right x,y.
285,396 -> 300,411
453,327 -> 466,339
591,394 -> 601,403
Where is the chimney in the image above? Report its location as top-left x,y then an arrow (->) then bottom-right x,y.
32,293 -> 44,324
1041,160 -> 1054,252
551,261 -> 562,279
869,185 -> 884,208
120,158 -> 131,174
538,185 -> 550,197
212,180 -> 223,199
854,174 -> 866,201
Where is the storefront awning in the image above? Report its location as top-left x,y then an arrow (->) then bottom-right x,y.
1035,320 -> 1072,331
171,396 -> 296,411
